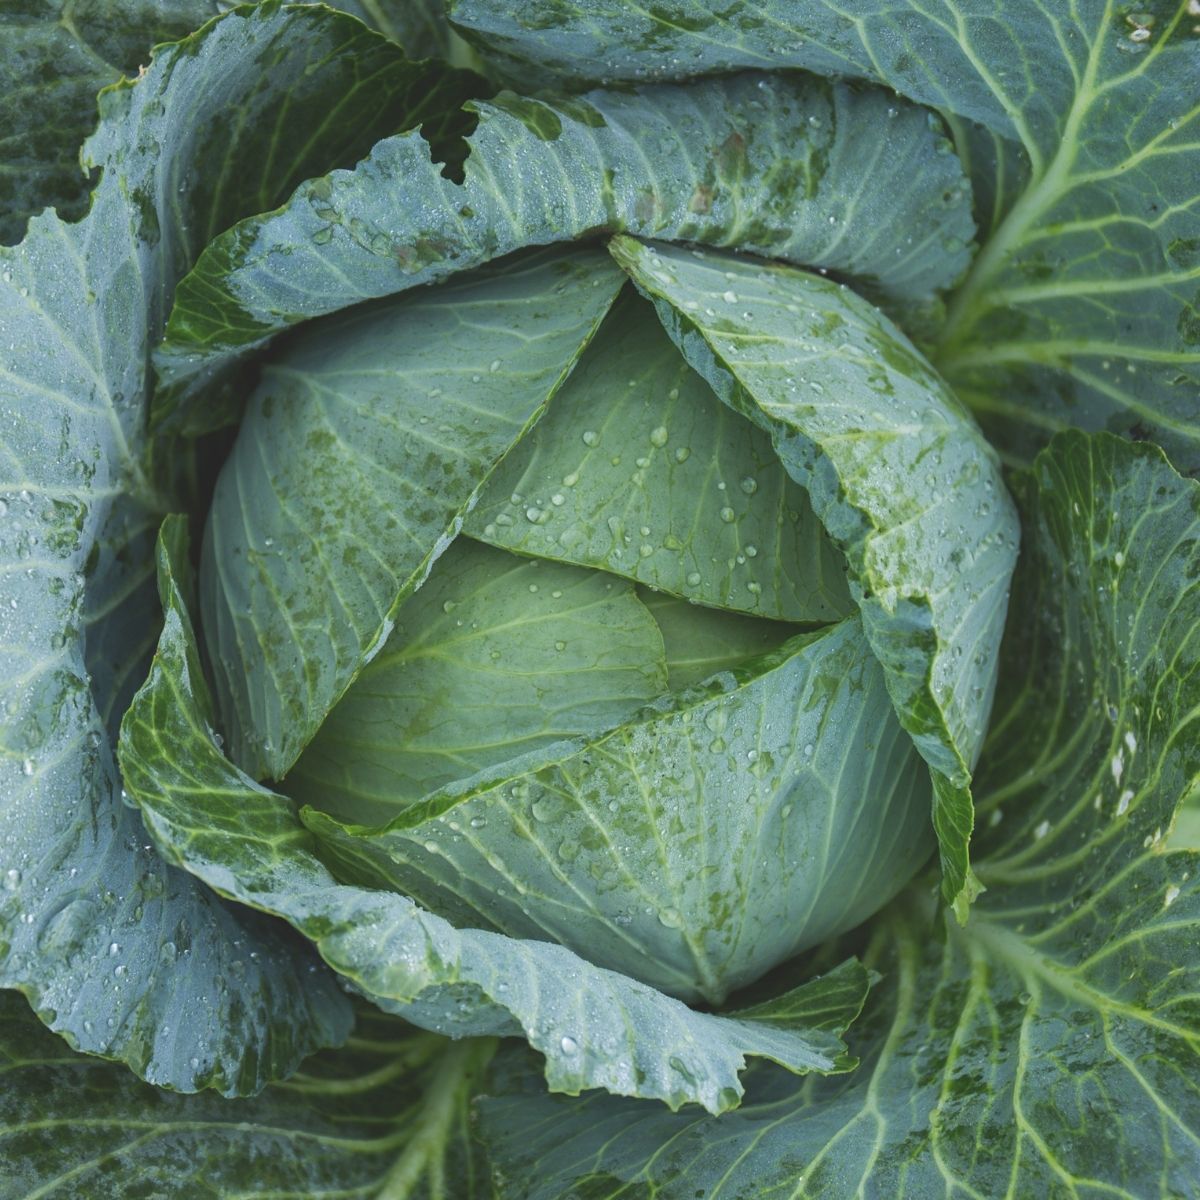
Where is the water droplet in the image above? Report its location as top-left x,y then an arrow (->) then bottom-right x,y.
582,430 -> 600,447
555,640 -> 566,651
649,426 -> 669,447
531,796 -> 558,821
551,493 -> 565,506
560,1035 -> 579,1054
719,507 -> 736,524
469,816 -> 487,829
740,476 -> 758,495
658,907 -> 682,928
722,290 -> 738,304
20,758 -> 34,777
2,868 -> 20,891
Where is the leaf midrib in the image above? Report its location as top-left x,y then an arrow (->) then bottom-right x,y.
935,3 -> 1111,358
963,915 -> 1198,1044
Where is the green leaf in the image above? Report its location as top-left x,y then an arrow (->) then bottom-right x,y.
287,536 -> 670,824
154,71 -> 974,423
0,0 -> 488,247
640,590 -> 803,691
300,611 -> 931,1005
448,0 -> 1200,471
121,519 -> 870,1113
0,1 -> 475,1092
202,245 -> 625,780
0,0 -> 220,244
610,236 -> 1020,916
465,288 -> 853,623
932,7 -> 1200,475
336,0 -> 484,65
476,431 -> 1200,1198
0,990 -> 497,1199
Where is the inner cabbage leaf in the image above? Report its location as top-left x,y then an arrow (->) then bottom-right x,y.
466,288 -> 853,622
287,537 -> 671,824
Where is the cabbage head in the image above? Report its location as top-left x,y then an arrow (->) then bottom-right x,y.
3,3 -> 1198,1196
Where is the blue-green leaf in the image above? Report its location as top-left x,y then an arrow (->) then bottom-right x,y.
610,236 -> 1019,916
0,1 -> 477,1093
120,517 -> 871,1114
476,431 -> 1200,1198
154,70 -> 974,425
448,0 -> 1200,471
0,991 -> 497,1199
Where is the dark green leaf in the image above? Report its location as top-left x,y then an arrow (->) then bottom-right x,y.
0,0 -> 220,244
0,990 -> 496,1199
337,0 -> 483,64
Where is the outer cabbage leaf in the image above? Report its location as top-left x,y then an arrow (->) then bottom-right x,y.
0,991 -> 497,1199
120,517 -> 872,1114
153,70 -> 974,424
611,236 -> 1019,916
0,0 -> 220,243
448,0 -> 1200,472
0,2 -> 482,1092
0,0 -> 483,248
476,431 -> 1200,1198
